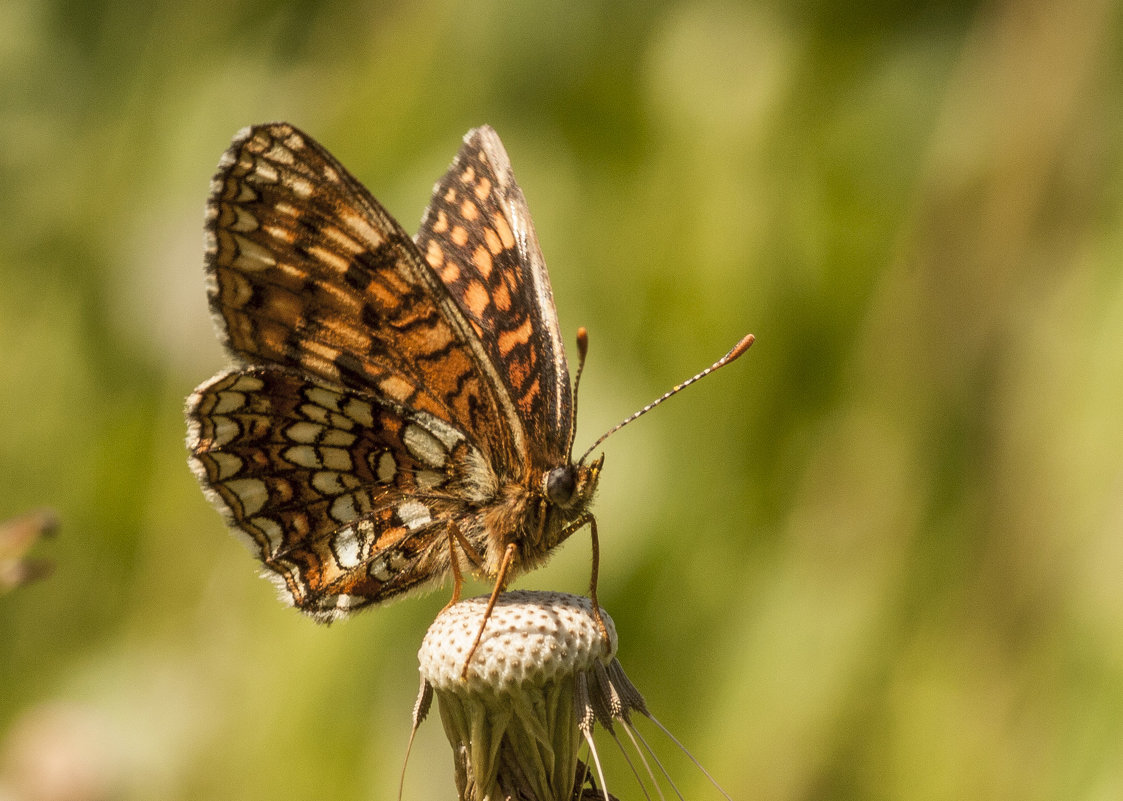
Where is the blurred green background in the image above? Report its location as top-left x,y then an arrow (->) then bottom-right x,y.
2,0 -> 1122,799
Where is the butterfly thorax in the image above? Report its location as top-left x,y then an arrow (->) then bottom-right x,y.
471,455 -> 603,580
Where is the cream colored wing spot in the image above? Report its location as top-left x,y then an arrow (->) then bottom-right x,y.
331,594 -> 365,612
208,452 -> 244,480
341,397 -> 372,429
231,234 -> 277,270
307,245 -> 349,273
304,386 -> 342,413
397,499 -> 432,530
321,225 -> 364,254
208,416 -> 242,447
229,206 -> 259,233
229,373 -> 266,391
402,423 -> 449,468
231,179 -> 258,203
288,176 -> 314,198
263,223 -> 296,245
329,494 -> 358,524
225,478 -> 268,516
318,446 -> 354,472
311,470 -> 353,495
250,160 -> 279,184
211,389 -> 248,414
373,451 -> 397,483
253,517 -> 284,554
283,421 -> 355,448
320,428 -> 357,447
422,415 -> 471,453
265,143 -> 297,165
299,402 -> 331,425
341,398 -> 374,427
282,445 -> 355,472
283,444 -> 319,468
338,208 -> 384,248
377,374 -> 415,403
285,421 -> 321,444
331,526 -> 363,568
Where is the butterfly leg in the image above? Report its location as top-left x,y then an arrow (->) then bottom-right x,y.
444,523 -> 466,609
558,513 -> 610,644
441,520 -> 487,614
460,541 -> 518,680
586,515 -> 609,644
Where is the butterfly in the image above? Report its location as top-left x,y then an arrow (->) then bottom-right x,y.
185,123 -> 752,656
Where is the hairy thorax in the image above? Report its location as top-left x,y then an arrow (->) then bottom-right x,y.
467,457 -> 603,583
471,479 -> 541,579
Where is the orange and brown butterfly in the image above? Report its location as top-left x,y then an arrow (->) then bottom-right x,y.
185,123 -> 752,648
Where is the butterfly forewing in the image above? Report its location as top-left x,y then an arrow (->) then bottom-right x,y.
205,123 -> 518,464
417,127 -> 572,462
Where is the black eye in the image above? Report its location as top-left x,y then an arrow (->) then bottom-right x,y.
545,466 -> 576,505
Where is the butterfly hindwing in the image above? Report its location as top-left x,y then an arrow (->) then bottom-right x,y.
186,365 -> 495,619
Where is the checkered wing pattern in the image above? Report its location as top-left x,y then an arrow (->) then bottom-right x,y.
417,127 -> 572,464
187,123 -> 584,618
187,367 -> 493,619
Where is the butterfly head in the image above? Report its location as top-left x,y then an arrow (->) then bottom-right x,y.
544,455 -> 604,512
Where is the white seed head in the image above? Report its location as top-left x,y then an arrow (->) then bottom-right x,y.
418,590 -> 617,693
407,592 -> 724,801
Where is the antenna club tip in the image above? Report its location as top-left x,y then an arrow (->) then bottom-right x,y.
576,327 -> 589,359
727,333 -> 755,361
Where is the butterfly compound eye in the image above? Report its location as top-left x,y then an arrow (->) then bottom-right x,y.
545,466 -> 577,506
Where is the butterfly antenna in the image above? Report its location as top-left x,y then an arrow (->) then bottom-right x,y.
567,327 -> 590,463
578,333 -> 755,465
